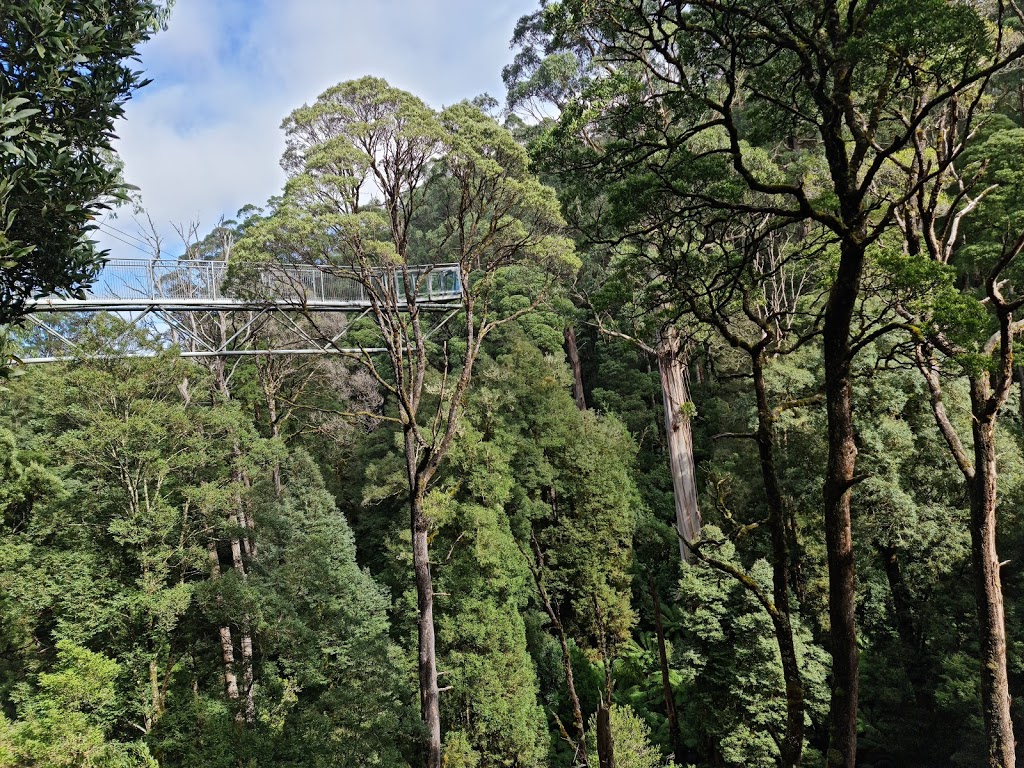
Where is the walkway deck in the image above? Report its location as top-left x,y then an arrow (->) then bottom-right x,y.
25,258 -> 463,312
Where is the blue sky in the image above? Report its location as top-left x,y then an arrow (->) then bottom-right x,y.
100,0 -> 538,257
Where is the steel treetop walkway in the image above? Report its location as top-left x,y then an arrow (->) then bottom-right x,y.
26,258 -> 463,312
19,258 -> 463,363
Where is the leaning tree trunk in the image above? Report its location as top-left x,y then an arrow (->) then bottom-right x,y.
921,356 -> 1016,766
656,326 -> 701,563
752,353 -> 805,768
564,326 -> 587,410
649,575 -> 684,764
528,533 -> 589,765
821,239 -> 863,768
968,395 -> 1015,768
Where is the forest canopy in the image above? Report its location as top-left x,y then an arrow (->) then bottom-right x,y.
4,2 -> 1024,768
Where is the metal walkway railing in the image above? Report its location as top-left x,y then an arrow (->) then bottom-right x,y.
25,258 -> 463,312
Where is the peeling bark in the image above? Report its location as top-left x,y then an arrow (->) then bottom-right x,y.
656,327 -> 701,563
207,540 -> 239,702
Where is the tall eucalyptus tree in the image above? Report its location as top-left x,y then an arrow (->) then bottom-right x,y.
507,3 -> 1024,764
237,77 -> 575,768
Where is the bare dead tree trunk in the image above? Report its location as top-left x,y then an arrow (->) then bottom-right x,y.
596,700 -> 615,768
564,325 -> 587,410
656,326 -> 701,563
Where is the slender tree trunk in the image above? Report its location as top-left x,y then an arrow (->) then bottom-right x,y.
208,540 -> 239,702
218,625 -> 239,702
564,326 -> 587,410
228,513 -> 245,573
876,543 -> 930,710
527,533 -> 589,764
408,445 -> 442,768
821,240 -> 862,768
239,629 -> 255,724
184,369 -> 243,710
215,353 -> 257,727
878,546 -> 917,653
554,623 -> 589,766
229,488 -> 255,724
921,355 -> 1016,765
148,659 -> 162,730
224,516 -> 254,725
649,575 -> 684,764
752,354 -> 805,768
656,327 -> 701,562
263,380 -> 283,497
969,402 -> 1015,768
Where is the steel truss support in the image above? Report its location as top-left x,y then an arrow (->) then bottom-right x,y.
15,258 -> 463,364
16,306 -> 387,364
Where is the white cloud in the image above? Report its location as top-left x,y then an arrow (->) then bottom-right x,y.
98,0 -> 536,258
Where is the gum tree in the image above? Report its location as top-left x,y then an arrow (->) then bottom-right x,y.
237,77 -> 575,768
